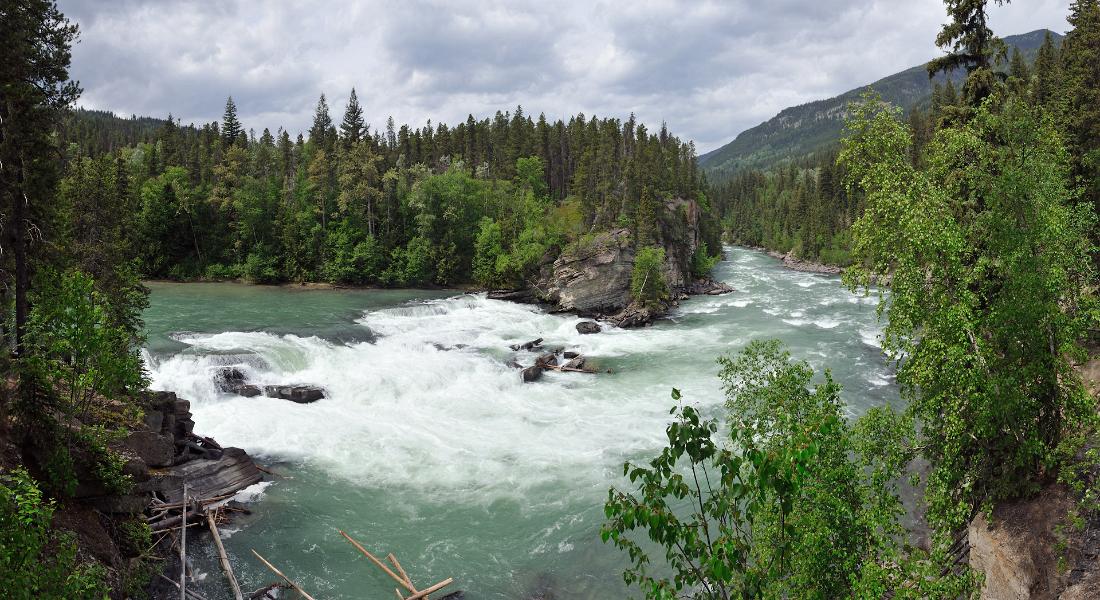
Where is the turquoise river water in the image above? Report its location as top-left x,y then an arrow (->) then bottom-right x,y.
141,247 -> 897,599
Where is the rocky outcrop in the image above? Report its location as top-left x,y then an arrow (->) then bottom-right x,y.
510,196 -> 730,327
968,482 -> 1100,599
766,249 -> 843,275
541,228 -> 636,315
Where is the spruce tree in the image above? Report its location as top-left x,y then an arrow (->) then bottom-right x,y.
221,96 -> 243,148
1062,0 -> 1100,219
309,93 -> 334,150
340,88 -> 365,147
1032,30 -> 1062,106
927,0 -> 1008,110
0,0 -> 81,353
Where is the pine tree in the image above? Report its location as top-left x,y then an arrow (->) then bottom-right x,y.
340,88 -> 365,146
221,96 -> 243,148
309,94 -> 334,150
1062,0 -> 1100,218
1032,30 -> 1062,106
927,0 -> 1008,110
1007,47 -> 1029,97
0,0 -> 81,353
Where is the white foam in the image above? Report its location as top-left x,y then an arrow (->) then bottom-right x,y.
814,319 -> 840,329
144,294 -> 721,505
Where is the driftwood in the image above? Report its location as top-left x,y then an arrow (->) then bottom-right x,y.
339,530 -> 417,594
180,484 -> 188,600
404,578 -> 454,600
541,363 -> 596,374
157,574 -> 209,600
151,506 -> 203,532
251,550 -> 318,600
339,530 -> 454,599
206,509 -> 244,600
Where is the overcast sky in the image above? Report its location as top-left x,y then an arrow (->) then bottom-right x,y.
59,0 -> 1071,153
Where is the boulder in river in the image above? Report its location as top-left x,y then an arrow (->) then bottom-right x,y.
535,352 -> 559,367
563,356 -> 587,370
563,351 -> 580,359
214,366 -> 247,392
521,365 -> 544,383
236,384 -> 262,397
263,385 -> 326,403
510,337 -> 544,351
576,321 -> 602,334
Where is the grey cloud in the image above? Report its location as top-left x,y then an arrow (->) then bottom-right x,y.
58,0 -> 1071,152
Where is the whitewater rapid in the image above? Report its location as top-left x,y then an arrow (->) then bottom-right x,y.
141,247 -> 895,598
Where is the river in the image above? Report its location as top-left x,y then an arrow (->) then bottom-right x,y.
141,246 -> 897,599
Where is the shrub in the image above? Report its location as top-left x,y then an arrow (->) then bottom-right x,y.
0,468 -> 109,599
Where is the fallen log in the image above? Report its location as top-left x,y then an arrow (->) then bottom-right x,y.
541,364 -> 597,374
404,578 -> 454,600
339,530 -> 417,594
206,509 -> 244,600
157,574 -> 209,600
251,550 -> 318,600
151,506 -> 203,532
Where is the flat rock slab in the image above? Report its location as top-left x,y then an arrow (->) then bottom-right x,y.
161,447 -> 262,504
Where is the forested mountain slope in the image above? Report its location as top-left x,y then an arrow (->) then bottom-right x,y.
700,29 -> 1061,181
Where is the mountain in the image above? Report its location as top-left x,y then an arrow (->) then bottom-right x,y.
700,30 -> 1062,181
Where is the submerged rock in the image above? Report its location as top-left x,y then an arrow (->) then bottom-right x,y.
563,356 -> 587,370
510,337 -> 544,351
576,321 -> 602,334
521,365 -> 544,383
263,385 -> 325,403
535,352 -> 559,367
236,384 -> 262,397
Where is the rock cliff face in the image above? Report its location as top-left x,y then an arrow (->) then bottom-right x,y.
529,196 -> 728,324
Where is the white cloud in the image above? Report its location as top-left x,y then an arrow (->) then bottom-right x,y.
60,0 -> 1071,152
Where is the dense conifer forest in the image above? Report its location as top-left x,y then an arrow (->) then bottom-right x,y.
59,98 -> 719,288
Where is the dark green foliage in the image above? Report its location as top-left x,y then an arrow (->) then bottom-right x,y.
689,242 -> 720,278
1062,0 -> 1100,222
64,99 -> 707,287
631,247 -> 668,308
340,88 -> 366,146
712,151 -> 860,265
221,97 -> 243,147
927,0 -> 1008,108
0,468 -> 109,599
840,93 -> 1097,538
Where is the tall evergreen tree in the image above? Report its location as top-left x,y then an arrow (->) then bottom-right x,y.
927,0 -> 1008,109
221,96 -> 243,148
1062,0 -> 1100,220
0,0 -> 81,353
340,88 -> 365,147
309,93 -> 334,149
1032,30 -> 1063,107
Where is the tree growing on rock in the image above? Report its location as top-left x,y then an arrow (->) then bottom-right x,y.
630,247 -> 668,309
